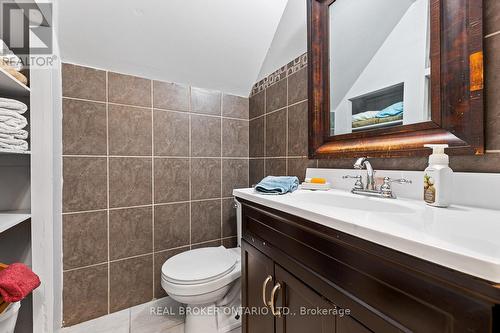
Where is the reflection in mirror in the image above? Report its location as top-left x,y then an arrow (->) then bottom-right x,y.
329,0 -> 430,136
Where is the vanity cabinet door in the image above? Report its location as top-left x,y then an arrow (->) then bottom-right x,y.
337,316 -> 373,333
275,264 -> 336,333
242,240 -> 275,333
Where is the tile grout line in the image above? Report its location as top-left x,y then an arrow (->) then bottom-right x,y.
61,151 -> 500,159
61,154 -> 251,159
105,70 -> 111,315
248,155 -> 308,160
62,96 -> 249,121
286,74 -> 289,176
485,30 -> 500,39
151,79 -> 155,300
248,98 -> 307,122
220,93 -> 224,243
61,197 -> 237,215
263,89 -> 267,176
61,235 -> 239,275
188,85 -> 192,250
247,99 -> 250,193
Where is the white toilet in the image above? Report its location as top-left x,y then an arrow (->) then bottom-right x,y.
161,200 -> 242,333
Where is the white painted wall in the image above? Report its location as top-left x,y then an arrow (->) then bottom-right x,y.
257,0 -> 307,80
58,0 -> 287,97
333,0 -> 429,134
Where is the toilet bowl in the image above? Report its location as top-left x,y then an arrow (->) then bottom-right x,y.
161,199 -> 243,333
161,246 -> 241,333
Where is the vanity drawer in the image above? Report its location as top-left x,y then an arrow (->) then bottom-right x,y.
240,199 -> 497,333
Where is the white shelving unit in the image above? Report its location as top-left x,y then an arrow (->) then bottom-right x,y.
1,4 -> 34,333
0,66 -> 30,97
0,148 -> 31,155
1,1 -> 61,332
0,210 -> 31,234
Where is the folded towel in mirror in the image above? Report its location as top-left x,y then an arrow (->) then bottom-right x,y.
376,102 -> 404,118
352,110 -> 379,121
255,176 -> 299,195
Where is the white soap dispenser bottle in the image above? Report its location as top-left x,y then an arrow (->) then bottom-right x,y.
423,144 -> 453,207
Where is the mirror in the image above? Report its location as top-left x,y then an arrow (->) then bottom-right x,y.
307,0 -> 484,158
329,0 -> 430,136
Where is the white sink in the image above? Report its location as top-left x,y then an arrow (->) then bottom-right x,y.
287,190 -> 416,214
233,188 -> 500,283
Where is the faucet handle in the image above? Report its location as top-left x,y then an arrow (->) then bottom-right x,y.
383,177 -> 412,185
342,175 -> 364,190
380,177 -> 412,198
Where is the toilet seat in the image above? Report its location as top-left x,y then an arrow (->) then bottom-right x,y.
161,247 -> 241,297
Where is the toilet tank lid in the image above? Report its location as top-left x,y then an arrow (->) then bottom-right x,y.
162,246 -> 238,284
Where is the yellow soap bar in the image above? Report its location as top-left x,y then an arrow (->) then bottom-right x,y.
309,177 -> 326,184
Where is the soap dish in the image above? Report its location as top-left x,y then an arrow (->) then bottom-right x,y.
300,182 -> 331,191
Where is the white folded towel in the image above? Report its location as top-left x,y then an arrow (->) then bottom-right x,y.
0,98 -> 28,113
0,40 -> 23,71
352,110 -> 379,121
0,109 -> 28,133
2,129 -> 28,140
0,133 -> 28,151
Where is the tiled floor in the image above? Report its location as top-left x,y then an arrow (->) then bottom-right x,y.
60,297 -> 241,333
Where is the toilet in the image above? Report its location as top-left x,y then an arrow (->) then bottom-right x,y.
161,200 -> 242,333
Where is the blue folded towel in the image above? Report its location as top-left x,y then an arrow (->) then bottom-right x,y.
255,176 -> 299,195
376,102 -> 404,118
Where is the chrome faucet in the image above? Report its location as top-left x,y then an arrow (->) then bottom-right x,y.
343,157 -> 412,198
353,157 -> 375,190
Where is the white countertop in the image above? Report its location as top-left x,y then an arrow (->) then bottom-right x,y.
234,187 -> 500,283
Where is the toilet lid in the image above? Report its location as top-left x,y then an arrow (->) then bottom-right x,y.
162,247 -> 238,285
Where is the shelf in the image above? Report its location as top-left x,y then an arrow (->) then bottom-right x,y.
0,210 -> 31,234
0,148 -> 31,155
0,66 -> 30,97
352,119 -> 403,132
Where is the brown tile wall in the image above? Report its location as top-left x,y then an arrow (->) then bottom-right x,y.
249,2 -> 500,178
61,64 -> 248,326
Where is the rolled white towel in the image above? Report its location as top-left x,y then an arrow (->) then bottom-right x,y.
0,98 -> 28,113
0,109 -> 28,133
0,40 -> 23,71
0,130 -> 29,140
12,129 -> 29,140
0,131 -> 28,140
0,134 -> 28,151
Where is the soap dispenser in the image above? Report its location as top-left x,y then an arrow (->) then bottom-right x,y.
423,144 -> 453,207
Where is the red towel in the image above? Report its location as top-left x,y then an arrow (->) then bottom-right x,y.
0,263 -> 40,302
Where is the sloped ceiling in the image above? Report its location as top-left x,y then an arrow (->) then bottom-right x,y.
58,0 -> 288,96
258,0 -> 307,80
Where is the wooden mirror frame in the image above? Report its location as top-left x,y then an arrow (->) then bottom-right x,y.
308,0 -> 484,158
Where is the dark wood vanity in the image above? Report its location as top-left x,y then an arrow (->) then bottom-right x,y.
239,198 -> 500,333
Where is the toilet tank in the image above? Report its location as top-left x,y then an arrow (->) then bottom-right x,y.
234,198 -> 242,247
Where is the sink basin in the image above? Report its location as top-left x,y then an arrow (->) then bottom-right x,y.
287,190 -> 415,214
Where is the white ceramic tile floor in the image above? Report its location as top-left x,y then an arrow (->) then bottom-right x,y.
60,297 -> 241,333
